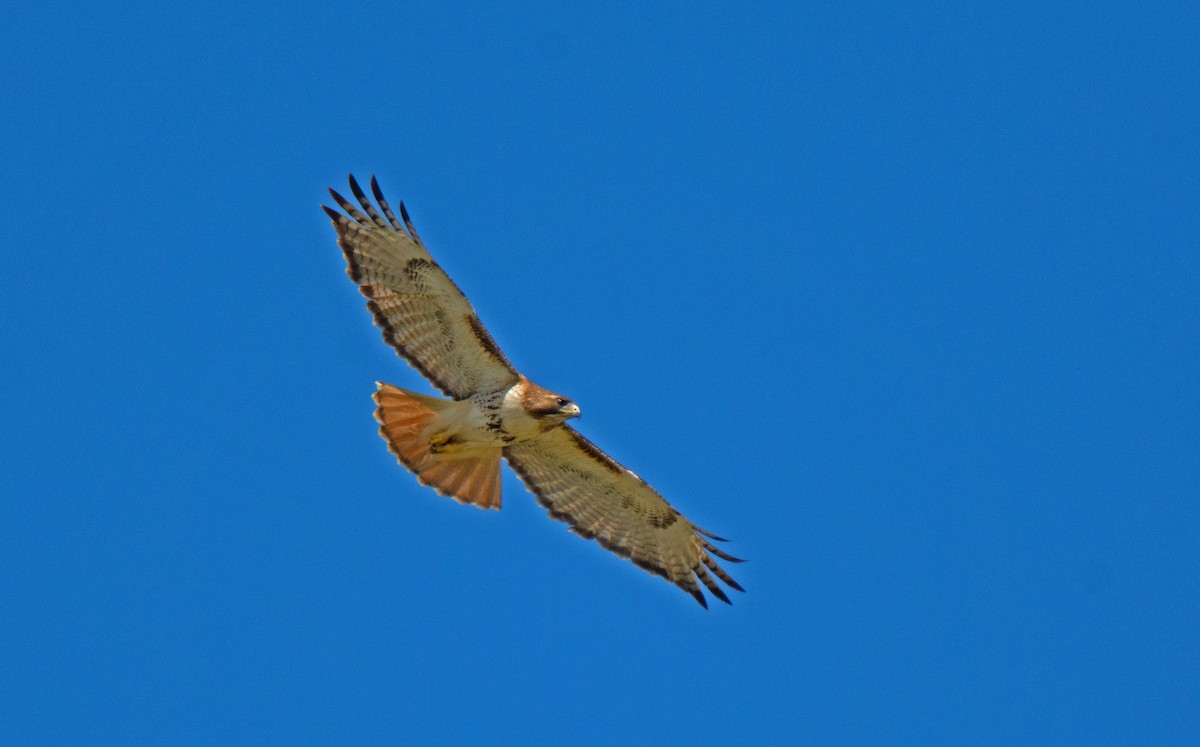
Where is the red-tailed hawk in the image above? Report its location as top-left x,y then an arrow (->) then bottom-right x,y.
323,175 -> 744,607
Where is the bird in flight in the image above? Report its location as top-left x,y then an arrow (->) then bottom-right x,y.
323,175 -> 744,607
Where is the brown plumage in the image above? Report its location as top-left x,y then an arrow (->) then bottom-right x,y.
325,175 -> 744,608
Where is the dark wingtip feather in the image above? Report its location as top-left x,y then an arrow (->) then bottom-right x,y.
398,200 -> 421,241
703,540 -> 746,563
347,174 -> 369,205
328,187 -> 351,210
369,175 -> 405,232
347,174 -> 386,228
369,175 -> 387,209
695,526 -> 730,542
321,204 -> 343,222
701,554 -> 745,594
695,565 -> 732,605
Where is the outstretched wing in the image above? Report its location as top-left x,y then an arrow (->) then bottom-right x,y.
323,175 -> 520,400
503,427 -> 744,608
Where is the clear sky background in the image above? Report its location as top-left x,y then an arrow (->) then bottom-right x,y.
3,2 -> 1197,744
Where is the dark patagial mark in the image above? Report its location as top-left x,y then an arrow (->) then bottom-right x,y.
565,429 -> 623,475
465,313 -> 515,369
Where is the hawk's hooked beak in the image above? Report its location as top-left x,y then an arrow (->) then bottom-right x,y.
561,402 -> 581,420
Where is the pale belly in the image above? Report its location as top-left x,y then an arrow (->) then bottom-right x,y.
426,382 -> 546,454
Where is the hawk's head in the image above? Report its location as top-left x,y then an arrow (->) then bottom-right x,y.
522,383 -> 581,424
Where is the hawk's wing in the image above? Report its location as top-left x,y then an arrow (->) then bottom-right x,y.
323,175 -> 520,400
503,427 -> 744,607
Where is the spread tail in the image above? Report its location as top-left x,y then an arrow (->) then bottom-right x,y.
372,382 -> 503,510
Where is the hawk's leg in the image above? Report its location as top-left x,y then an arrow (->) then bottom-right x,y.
429,431 -> 467,455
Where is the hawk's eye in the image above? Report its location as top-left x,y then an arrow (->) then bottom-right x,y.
555,397 -> 568,407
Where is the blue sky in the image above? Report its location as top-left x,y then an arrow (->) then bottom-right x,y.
3,1 -> 1197,744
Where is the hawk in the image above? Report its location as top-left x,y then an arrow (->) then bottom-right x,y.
323,176 -> 744,607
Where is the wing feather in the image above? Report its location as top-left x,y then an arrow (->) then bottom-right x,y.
347,175 -> 387,228
325,175 -> 520,399
369,175 -> 406,232
504,427 -> 744,607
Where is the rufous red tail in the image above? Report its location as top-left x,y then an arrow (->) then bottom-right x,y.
372,382 -> 502,510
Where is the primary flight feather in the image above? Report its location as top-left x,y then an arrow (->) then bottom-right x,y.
323,175 -> 743,607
